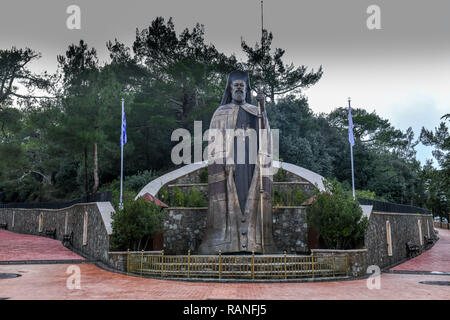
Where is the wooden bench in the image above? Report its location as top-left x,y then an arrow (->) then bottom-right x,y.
42,229 -> 56,239
0,223 -> 7,230
424,236 -> 434,245
405,241 -> 420,257
62,232 -> 73,246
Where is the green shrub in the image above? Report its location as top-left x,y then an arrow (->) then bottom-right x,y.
306,179 -> 369,249
293,187 -> 308,205
355,189 -> 376,200
274,166 -> 287,182
199,167 -> 208,183
343,187 -> 386,202
185,186 -> 206,207
274,189 -> 283,206
158,186 -> 169,205
110,197 -> 165,251
173,186 -> 185,206
274,186 -> 308,206
168,185 -> 205,207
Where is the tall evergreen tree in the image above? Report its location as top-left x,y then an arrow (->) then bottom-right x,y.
241,29 -> 323,103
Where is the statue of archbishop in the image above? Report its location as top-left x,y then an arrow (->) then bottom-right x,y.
198,70 -> 277,254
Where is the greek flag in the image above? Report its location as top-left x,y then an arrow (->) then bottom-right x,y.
121,103 -> 127,146
348,103 -> 355,147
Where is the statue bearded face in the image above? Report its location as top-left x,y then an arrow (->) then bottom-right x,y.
231,79 -> 246,104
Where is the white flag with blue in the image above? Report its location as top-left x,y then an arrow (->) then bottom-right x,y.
121,103 -> 127,146
348,102 -> 355,147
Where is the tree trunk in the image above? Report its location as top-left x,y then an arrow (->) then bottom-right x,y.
93,142 -> 99,194
270,86 -> 275,104
143,235 -> 151,251
137,238 -> 142,251
145,127 -> 150,168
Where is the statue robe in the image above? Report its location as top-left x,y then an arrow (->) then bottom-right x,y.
198,103 -> 278,254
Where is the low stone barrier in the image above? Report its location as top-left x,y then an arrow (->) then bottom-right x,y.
108,251 -> 162,272
311,249 -> 367,277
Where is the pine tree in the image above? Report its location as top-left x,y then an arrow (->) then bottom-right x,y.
241,29 -> 323,103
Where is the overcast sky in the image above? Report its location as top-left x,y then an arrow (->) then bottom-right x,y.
1,0 -> 449,166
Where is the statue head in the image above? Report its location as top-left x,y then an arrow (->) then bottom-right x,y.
231,79 -> 246,104
220,70 -> 252,105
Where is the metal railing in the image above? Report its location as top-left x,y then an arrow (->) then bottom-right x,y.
126,250 -> 350,280
0,191 -> 112,209
358,198 -> 430,215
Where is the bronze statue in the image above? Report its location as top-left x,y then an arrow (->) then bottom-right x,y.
198,70 -> 277,254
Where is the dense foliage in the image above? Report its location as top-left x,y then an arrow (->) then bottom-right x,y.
306,179 -> 369,249
110,196 -> 165,251
158,186 -> 206,208
0,17 -> 448,222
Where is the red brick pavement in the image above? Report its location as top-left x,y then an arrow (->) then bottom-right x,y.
0,229 -> 449,300
0,263 -> 448,300
0,230 -> 83,261
391,228 -> 450,273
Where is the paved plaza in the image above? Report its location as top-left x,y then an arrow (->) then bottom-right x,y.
0,230 -> 84,262
0,229 -> 449,300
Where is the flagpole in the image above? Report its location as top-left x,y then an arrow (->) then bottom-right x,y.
119,98 -> 124,210
348,97 -> 355,200
256,69 -> 265,254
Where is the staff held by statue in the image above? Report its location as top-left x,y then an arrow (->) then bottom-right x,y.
255,69 -> 265,254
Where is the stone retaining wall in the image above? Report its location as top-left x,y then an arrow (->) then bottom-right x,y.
0,202 -> 114,263
365,212 -> 435,269
163,207 -> 208,254
162,206 -> 308,254
273,206 -> 308,253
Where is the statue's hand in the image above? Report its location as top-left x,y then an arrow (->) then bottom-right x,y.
225,164 -> 234,177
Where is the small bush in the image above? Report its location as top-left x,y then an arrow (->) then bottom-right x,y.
355,189 -> 376,200
173,186 -> 185,206
199,167 -> 208,183
306,179 -> 369,249
158,186 -> 169,204
274,167 -> 287,182
274,186 -> 308,206
168,185 -> 205,207
110,197 -> 165,251
273,189 -> 283,206
293,187 -> 308,205
185,186 -> 206,207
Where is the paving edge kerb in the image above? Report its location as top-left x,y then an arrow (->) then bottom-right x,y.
0,259 -> 96,265
93,260 -> 372,284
